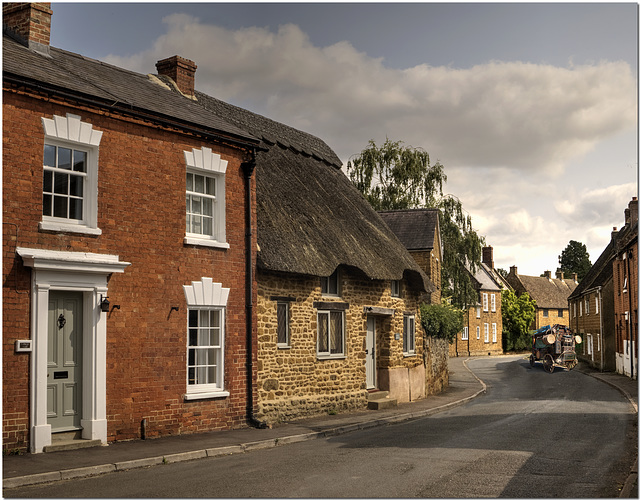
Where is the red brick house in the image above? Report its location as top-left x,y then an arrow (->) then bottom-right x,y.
3,3 -> 262,453
612,198 -> 638,378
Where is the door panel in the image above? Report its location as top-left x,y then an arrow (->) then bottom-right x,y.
47,291 -> 83,431
366,317 -> 376,389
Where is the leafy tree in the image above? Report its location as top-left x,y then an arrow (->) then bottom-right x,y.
420,300 -> 464,344
496,268 -> 509,280
501,289 -> 536,352
558,240 -> 591,282
347,139 -> 484,308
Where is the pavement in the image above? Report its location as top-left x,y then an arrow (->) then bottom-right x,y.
3,354 -> 638,496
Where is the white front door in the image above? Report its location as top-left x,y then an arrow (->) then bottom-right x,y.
47,291 -> 83,432
366,317 -> 376,389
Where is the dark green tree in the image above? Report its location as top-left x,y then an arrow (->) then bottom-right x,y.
347,139 -> 484,308
501,289 -> 536,352
558,240 -> 591,282
420,300 -> 464,344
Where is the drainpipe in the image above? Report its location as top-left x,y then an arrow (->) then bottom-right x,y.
598,287 -> 603,372
242,153 -> 267,429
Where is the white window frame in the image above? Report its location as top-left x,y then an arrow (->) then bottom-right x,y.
183,278 -> 230,399
321,270 -> 340,297
184,147 -> 229,249
390,280 -> 401,298
492,323 -> 497,343
484,323 -> 490,343
490,293 -> 496,312
482,292 -> 489,312
579,302 -> 583,316
461,326 -> 469,341
476,326 -> 481,340
403,314 -> 416,355
317,310 -> 346,359
277,301 -> 290,348
40,113 -> 102,235
476,306 -> 481,319
585,298 -> 590,315
595,294 -> 599,315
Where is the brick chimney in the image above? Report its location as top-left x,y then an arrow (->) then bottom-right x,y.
556,269 -> 564,281
543,270 -> 552,279
3,3 -> 52,54
572,273 -> 578,283
156,56 -> 197,97
482,246 -> 494,269
629,197 -> 638,227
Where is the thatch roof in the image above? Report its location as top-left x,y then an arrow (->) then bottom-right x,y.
195,93 -> 435,293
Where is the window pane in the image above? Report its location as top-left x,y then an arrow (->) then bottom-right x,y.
207,366 -> 217,385
69,198 -> 83,220
210,327 -> 220,347
194,174 -> 204,193
192,215 -> 202,234
43,170 -> 53,192
203,198 -> 213,216
73,151 -> 87,172
188,329 -> 198,346
192,195 -> 202,215
330,312 -> 343,354
188,309 -> 198,327
188,367 -> 195,385
69,174 -> 83,197
200,309 -> 209,327
53,195 -> 67,218
58,147 -> 72,170
54,172 -> 68,194
203,217 -> 213,236
277,303 -> 288,344
206,177 -> 215,196
318,313 -> 328,353
188,349 -> 195,366
43,194 -> 52,216
403,317 -> 408,352
44,145 -> 56,167
186,173 -> 193,191
211,310 -> 220,328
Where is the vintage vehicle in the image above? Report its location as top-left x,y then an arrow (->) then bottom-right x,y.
529,324 -> 582,373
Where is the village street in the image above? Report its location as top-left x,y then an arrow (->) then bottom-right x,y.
6,356 -> 636,498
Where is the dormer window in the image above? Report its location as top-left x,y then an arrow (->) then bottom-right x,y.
321,270 -> 340,296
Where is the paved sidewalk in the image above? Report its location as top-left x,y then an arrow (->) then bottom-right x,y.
3,354 -> 637,494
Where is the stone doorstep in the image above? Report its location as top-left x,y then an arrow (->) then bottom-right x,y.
44,431 -> 103,453
366,391 -> 398,410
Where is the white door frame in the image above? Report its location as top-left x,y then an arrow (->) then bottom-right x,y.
366,316 -> 376,389
17,248 -> 129,453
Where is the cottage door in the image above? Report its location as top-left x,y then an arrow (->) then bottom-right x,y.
47,291 -> 83,432
365,317 -> 376,389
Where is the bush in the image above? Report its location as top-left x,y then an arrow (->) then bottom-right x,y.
420,300 -> 464,344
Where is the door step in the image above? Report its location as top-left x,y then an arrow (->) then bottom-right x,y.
367,390 -> 397,410
44,431 -> 103,452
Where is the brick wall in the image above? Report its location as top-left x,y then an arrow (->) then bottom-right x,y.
613,239 -> 638,377
2,90 -> 255,450
255,269 -> 445,425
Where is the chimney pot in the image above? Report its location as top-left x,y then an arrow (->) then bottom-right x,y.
3,2 -> 52,54
156,55 -> 197,97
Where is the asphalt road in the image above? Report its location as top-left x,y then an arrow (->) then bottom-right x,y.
6,356 -> 637,498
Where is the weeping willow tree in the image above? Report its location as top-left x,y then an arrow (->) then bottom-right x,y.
347,138 -> 484,309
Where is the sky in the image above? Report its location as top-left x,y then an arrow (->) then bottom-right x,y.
49,2 -> 638,276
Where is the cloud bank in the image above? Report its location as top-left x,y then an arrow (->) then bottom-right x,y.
104,14 -> 637,274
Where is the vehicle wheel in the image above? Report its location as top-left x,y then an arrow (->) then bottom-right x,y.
529,354 -> 535,367
543,354 -> 554,373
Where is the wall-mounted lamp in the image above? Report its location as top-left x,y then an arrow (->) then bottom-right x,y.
170,306 -> 180,312
100,295 -> 110,313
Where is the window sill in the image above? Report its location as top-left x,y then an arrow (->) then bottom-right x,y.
277,344 -> 291,350
403,352 -> 416,357
184,390 -> 230,401
39,221 -> 102,236
184,237 -> 230,249
317,354 -> 346,360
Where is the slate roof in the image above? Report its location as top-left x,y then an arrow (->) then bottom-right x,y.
2,34 -> 258,146
378,209 -> 441,257
471,263 -> 502,292
511,273 -> 577,309
194,92 -> 435,293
